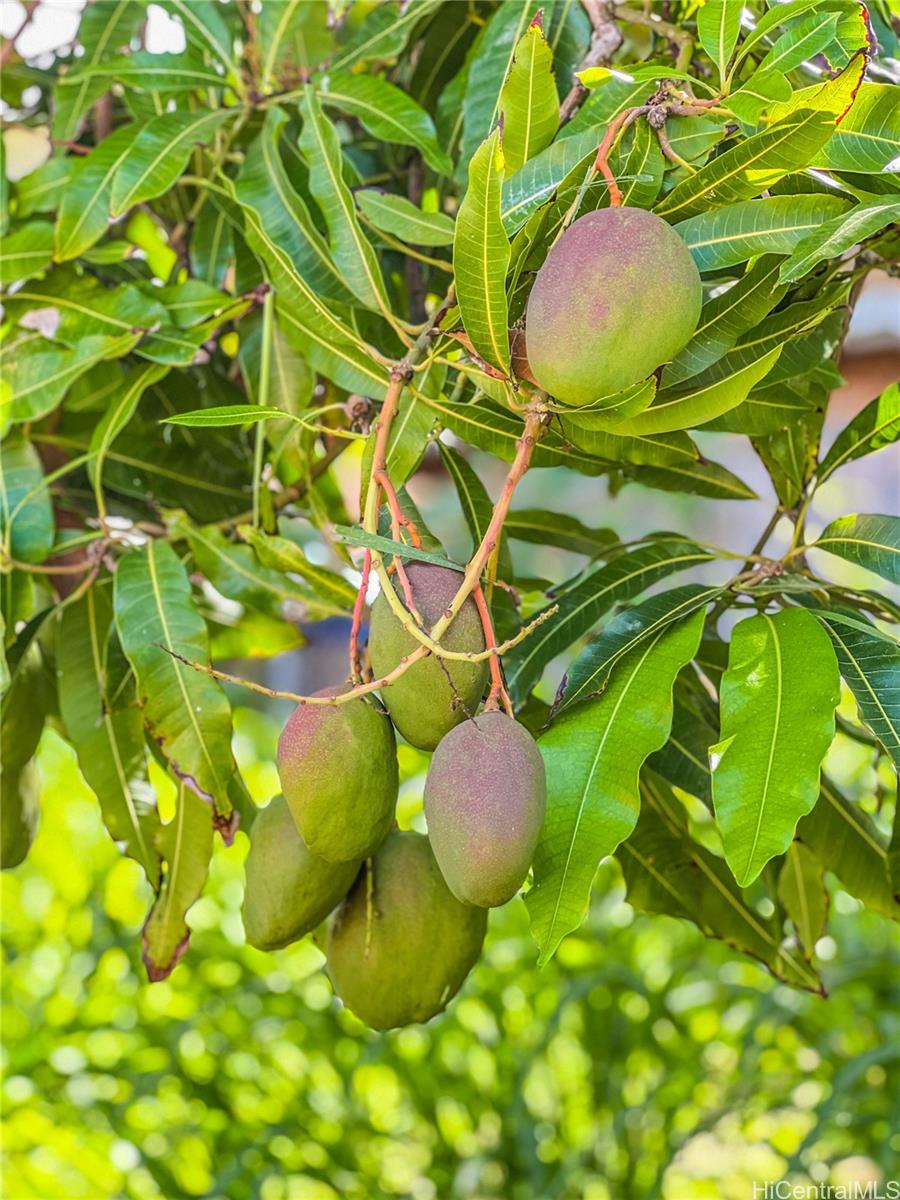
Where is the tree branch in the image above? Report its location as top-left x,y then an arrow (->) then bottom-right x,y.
559,0 -> 623,125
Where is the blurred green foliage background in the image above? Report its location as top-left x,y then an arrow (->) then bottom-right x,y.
2,706 -> 898,1200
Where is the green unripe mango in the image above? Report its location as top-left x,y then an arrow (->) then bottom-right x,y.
525,207 -> 702,406
327,830 -> 487,1030
276,688 -> 397,862
424,711 -> 546,907
369,563 -> 488,750
242,796 -> 361,951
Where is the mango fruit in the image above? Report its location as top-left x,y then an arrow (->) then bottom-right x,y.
369,563 -> 488,750
242,795 -> 361,951
277,688 -> 397,862
327,830 -> 487,1029
525,207 -> 702,405
424,711 -> 546,907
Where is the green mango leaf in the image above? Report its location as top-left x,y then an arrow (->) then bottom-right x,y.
319,71 -> 451,175
726,70 -> 793,125
190,197 -> 235,289
618,119 -> 664,209
712,609 -> 840,887
798,776 -> 899,921
331,525 -> 462,573
172,516 -> 341,622
630,457 -> 758,501
0,434 -> 54,565
611,348 -> 782,435
758,12 -> 842,76
528,610 -> 705,964
235,108 -> 351,303
620,775 -> 823,990
0,220 -> 54,286
460,0 -> 537,170
664,256 -> 788,387
778,841 -> 829,957
676,194 -> 853,273
562,585 -> 723,710
779,197 -> 900,283
163,0 -> 241,84
817,382 -> 900,483
53,0 -> 144,140
142,784 -> 214,981
298,85 -> 389,314
425,394 -> 607,474
14,157 -> 72,218
647,685 -> 718,804
730,0 -> 838,66
237,526 -> 359,610
58,583 -> 161,887
54,121 -> 145,261
89,362 -> 171,511
76,51 -> 227,92
225,178 -> 386,399
355,190 -> 455,246
114,540 -> 242,821
506,539 -> 714,705
807,609 -> 900,767
4,332 -> 141,424
703,383 -> 817,437
656,57 -> 864,222
812,514 -> 900,585
504,509 -> 618,557
331,0 -> 442,72
697,0 -> 741,81
812,83 -> 900,172
499,17 -> 559,176
501,125 -> 599,233
238,309 -> 313,421
558,418 -> 698,467
259,0 -> 331,86
110,109 -> 232,217
454,127 -> 510,376
164,405 -> 288,428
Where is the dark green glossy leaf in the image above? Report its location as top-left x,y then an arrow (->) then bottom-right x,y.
529,611 -> 705,963
712,609 -> 840,887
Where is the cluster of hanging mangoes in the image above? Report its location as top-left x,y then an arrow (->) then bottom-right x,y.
241,206 -> 703,1030
242,563 -> 546,1031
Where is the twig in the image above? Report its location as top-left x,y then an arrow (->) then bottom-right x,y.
655,123 -> 696,173
474,582 -> 514,717
559,0 -> 623,125
159,604 -> 559,706
349,549 -> 372,682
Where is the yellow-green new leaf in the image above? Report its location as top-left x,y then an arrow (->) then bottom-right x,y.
712,609 -> 840,888
528,610 -> 705,964
499,19 -> 559,176
454,128 -> 510,376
